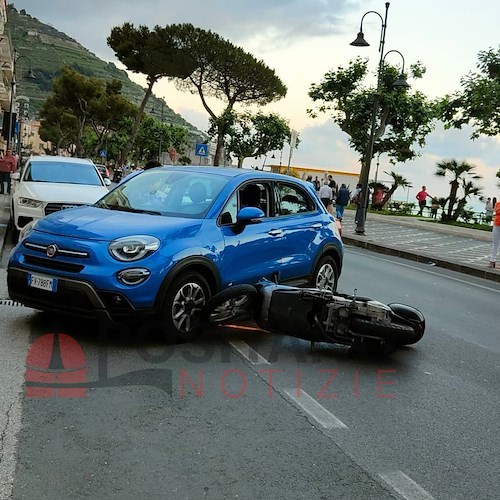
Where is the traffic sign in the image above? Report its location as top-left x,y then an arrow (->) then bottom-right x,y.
195,143 -> 208,157
99,149 -> 107,158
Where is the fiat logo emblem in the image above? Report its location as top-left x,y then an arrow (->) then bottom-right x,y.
46,244 -> 58,258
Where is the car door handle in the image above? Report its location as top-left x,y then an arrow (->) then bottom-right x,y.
310,223 -> 322,229
268,229 -> 283,237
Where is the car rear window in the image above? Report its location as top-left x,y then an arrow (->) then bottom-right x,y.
23,161 -> 102,186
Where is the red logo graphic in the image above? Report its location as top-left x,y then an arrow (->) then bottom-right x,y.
25,333 -> 87,398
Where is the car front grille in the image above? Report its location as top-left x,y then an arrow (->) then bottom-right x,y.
24,241 -> 90,259
44,203 -> 84,216
24,255 -> 85,273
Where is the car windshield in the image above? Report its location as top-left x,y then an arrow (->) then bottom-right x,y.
23,160 -> 103,186
96,168 -> 229,218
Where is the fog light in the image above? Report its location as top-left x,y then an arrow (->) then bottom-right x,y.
117,268 -> 151,285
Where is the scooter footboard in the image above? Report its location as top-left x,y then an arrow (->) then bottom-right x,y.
257,289 -> 320,340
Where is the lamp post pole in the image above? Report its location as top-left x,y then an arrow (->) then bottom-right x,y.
6,52 -> 35,151
352,2 -> 389,234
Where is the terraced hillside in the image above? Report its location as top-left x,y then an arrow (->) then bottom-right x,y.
7,5 -> 204,139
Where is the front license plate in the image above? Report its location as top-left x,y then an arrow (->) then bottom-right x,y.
27,273 -> 58,292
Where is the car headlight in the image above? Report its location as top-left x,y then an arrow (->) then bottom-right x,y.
109,235 -> 160,262
18,197 -> 43,208
19,219 -> 39,242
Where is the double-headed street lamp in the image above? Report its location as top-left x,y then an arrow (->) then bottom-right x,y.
7,51 -> 36,151
350,2 -> 409,234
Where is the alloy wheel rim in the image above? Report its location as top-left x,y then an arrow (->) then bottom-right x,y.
316,264 -> 336,291
172,282 -> 206,333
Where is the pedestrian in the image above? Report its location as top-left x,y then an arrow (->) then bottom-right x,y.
0,148 -> 18,195
318,180 -> 333,211
119,159 -> 162,184
328,175 -> 337,198
485,197 -> 494,223
313,176 -> 321,192
351,182 -> 363,224
335,183 -> 350,221
430,198 -> 440,219
488,198 -> 500,268
416,186 -> 432,216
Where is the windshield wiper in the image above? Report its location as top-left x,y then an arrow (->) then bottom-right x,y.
105,204 -> 161,215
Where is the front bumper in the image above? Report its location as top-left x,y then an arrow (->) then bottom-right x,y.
7,267 -> 156,321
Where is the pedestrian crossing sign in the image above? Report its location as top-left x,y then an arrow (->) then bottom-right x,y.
195,143 -> 208,157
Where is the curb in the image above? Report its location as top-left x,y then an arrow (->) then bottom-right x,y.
342,235 -> 500,284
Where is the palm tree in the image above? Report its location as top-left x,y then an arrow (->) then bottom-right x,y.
379,171 -> 412,209
435,159 -> 482,221
452,179 -> 483,221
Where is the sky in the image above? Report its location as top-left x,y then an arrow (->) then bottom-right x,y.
9,0 -> 500,209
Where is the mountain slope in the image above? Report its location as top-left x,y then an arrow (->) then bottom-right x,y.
7,4 -> 204,139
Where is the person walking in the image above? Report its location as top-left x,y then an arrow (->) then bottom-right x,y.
416,186 -> 432,216
0,148 -> 18,195
351,182 -> 363,224
488,198 -> 500,268
335,183 -> 350,221
318,180 -> 333,211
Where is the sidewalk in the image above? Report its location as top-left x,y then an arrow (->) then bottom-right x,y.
0,198 -> 498,283
341,209 -> 499,283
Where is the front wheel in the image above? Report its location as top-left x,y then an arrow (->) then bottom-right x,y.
311,256 -> 339,292
350,317 -> 417,346
388,303 -> 425,345
202,284 -> 258,326
161,271 -> 211,343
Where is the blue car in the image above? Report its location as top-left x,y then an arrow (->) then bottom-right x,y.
8,166 -> 343,341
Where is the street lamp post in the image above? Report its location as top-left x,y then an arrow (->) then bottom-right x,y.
350,3 -> 389,234
351,3 -> 410,234
7,52 -> 35,151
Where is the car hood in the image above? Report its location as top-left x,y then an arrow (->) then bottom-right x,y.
17,182 -> 108,203
34,206 -> 202,241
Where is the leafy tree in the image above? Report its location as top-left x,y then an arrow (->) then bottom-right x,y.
107,23 -> 197,165
211,111 -> 292,167
39,94 -> 78,152
174,27 -> 287,165
308,57 -> 437,169
46,67 -> 103,156
440,47 -> 500,139
434,159 -> 482,221
379,171 -> 412,209
87,80 -> 137,156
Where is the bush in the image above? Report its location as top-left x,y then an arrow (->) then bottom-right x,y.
387,201 -> 415,215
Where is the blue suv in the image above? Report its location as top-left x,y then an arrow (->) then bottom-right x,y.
8,166 -> 343,341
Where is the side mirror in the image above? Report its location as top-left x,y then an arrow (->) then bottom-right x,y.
236,206 -> 265,223
104,178 -> 112,186
11,172 -> 20,181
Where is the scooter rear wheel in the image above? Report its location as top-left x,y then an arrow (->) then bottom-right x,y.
202,284 -> 258,325
350,317 -> 417,345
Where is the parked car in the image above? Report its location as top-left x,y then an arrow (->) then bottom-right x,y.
96,164 -> 110,179
8,166 -> 343,342
9,156 -> 111,242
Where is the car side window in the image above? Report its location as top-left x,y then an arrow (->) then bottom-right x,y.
219,182 -> 270,225
275,183 -> 314,216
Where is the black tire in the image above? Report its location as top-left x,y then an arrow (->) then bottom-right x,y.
388,303 -> 425,345
161,271 -> 211,343
202,284 -> 258,325
311,255 -> 339,292
350,317 -> 416,345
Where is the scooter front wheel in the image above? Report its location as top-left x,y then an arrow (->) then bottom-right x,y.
202,284 -> 258,325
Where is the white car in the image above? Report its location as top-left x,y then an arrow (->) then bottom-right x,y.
10,156 -> 111,242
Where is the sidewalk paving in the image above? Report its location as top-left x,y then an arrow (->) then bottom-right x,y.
0,197 -> 498,283
341,209 -> 499,283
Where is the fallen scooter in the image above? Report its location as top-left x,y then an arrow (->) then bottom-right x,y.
203,280 -> 425,356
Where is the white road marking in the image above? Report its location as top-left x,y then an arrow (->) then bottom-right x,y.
283,388 -> 348,429
379,470 -> 435,500
229,340 -> 270,365
347,248 -> 500,293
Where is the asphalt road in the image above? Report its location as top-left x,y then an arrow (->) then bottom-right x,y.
1,244 -> 499,500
